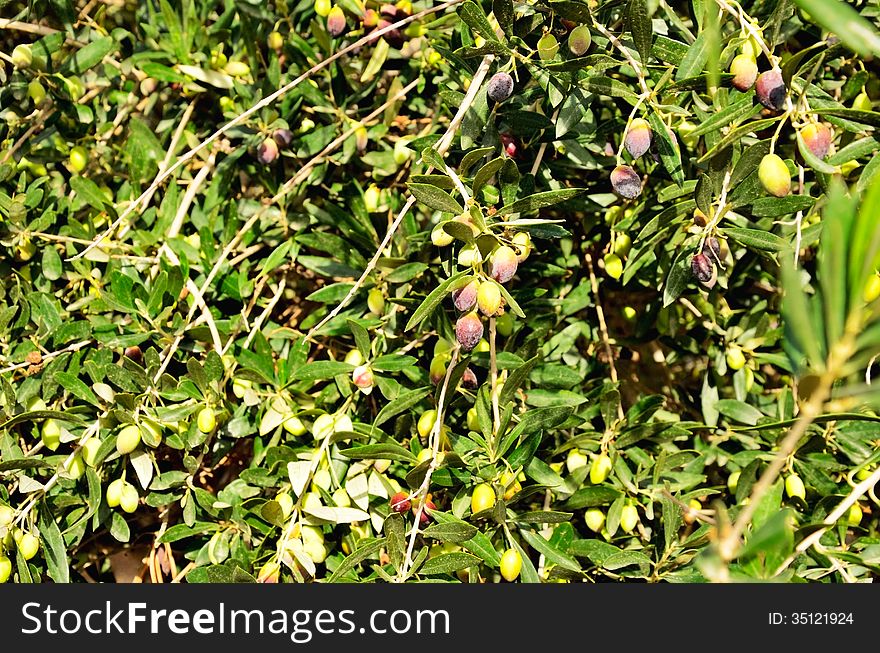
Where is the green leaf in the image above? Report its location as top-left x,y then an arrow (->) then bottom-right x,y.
519,529 -> 581,572
339,443 -> 418,463
407,182 -> 463,214
648,111 -> 684,186
791,0 -> 880,58
722,227 -> 791,253
430,511 -> 501,566
688,96 -> 762,138
627,0 -> 652,64
419,552 -> 481,575
676,31 -> 707,80
373,387 -> 431,428
405,271 -> 470,331
423,522 -> 479,543
61,36 -> 116,74
500,355 -> 540,405
715,399 -> 763,425
498,188 -> 586,215
459,1 -> 503,42
662,246 -> 692,307
327,539 -> 384,582
70,176 -> 111,212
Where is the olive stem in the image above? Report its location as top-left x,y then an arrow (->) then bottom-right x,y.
397,348 -> 460,581
489,317 -> 501,447
772,464 -> 880,578
584,252 -> 624,423
153,78 -> 420,382
71,0 -> 470,263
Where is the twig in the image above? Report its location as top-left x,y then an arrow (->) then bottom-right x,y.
772,464 -> 880,577
584,252 -> 624,423
70,0 -> 469,262
305,56 -> 496,341
0,340 -> 92,375
152,78 -> 420,382
489,317 -> 501,445
397,348 -> 460,581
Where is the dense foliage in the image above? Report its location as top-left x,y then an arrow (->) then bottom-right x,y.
1,0 -> 880,585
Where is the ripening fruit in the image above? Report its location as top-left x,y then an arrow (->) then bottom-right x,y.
64,451 -> 86,480
414,499 -> 436,525
499,548 -> 522,581
18,532 -> 40,560
584,508 -> 605,533
847,503 -> 862,527
487,72 -> 514,103
366,287 -> 385,315
500,471 -> 521,500
68,145 -> 88,173
0,505 -> 13,527
477,281 -> 502,317
106,479 -> 125,508
800,123 -> 832,160
758,153 -> 791,197
232,378 -> 252,399
496,312 -> 514,337
116,424 -> 141,455
590,453 -> 612,484
282,415 -> 306,436
755,69 -> 786,111
729,54 -> 758,91
455,312 -> 484,351
624,118 -> 652,159
28,79 -> 46,105
610,165 -> 641,199
431,223 -> 454,247
268,31 -> 284,50
604,253 -> 623,280
461,366 -> 478,389
619,504 -> 639,533
726,346 -> 746,371
276,492 -> 294,520
0,555 -> 11,583
512,232 -> 532,262
785,474 -> 806,500
466,407 -> 480,432
691,253 -> 714,285
389,492 -> 410,513
852,91 -> 872,112
12,44 -> 32,69
568,24 -> 592,56
224,61 -> 250,77
727,471 -> 740,494
315,0 -> 332,17
119,483 -> 139,514
327,6 -> 347,36
490,246 -> 519,284
856,466 -> 874,481
417,409 -> 438,439
537,33 -> 559,60
256,137 -> 279,164
429,355 -> 447,384
41,419 -> 62,451
352,365 -> 374,391
566,449 -> 588,473
613,233 -> 632,258
458,244 -> 482,267
702,236 -> 721,261
452,280 -> 480,312
864,274 -> 880,303
471,483 -> 496,515
197,407 -> 217,434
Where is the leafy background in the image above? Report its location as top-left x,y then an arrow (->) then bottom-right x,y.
1,0 -> 880,583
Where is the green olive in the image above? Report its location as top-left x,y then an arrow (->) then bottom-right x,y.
499,548 -> 522,581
